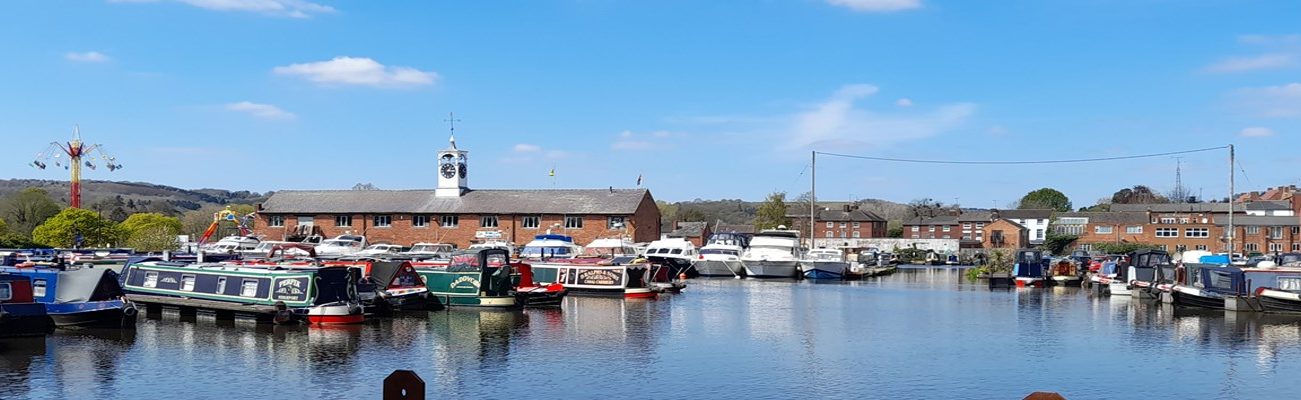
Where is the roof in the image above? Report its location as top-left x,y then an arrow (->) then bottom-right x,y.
788,208 -> 886,222
668,221 -> 709,237
903,215 -> 960,226
958,211 -> 994,222
259,189 -> 651,215
715,224 -> 755,235
1245,200 -> 1292,211
1212,215 -> 1300,226
990,218 -> 1028,230
993,209 -> 1053,220
1109,203 -> 1245,213
1053,212 -> 1150,225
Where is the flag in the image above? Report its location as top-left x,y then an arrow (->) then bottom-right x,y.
636,174 -> 642,186
549,168 -> 555,177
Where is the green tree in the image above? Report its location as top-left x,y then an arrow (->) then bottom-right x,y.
32,208 -> 125,248
1092,242 -> 1158,255
1042,232 -> 1079,255
678,207 -> 706,222
753,191 -> 792,230
907,198 -> 945,219
0,216 -> 7,235
1018,188 -> 1072,212
656,200 -> 679,226
119,213 -> 184,252
1,187 -> 63,237
1111,185 -> 1168,204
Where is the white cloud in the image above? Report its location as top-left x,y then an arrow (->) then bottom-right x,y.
273,57 -> 438,88
896,98 -> 913,107
66,51 -> 110,62
226,101 -> 296,120
827,0 -> 921,12
512,144 -> 541,153
1204,54 -> 1296,73
1234,82 -> 1301,117
1240,127 -> 1276,137
112,0 -> 335,18
788,84 -> 975,149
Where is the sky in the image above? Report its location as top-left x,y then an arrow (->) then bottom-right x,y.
1,1 -> 1299,208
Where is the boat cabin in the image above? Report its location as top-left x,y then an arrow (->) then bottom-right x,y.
1013,249 -> 1047,278
520,234 -> 582,260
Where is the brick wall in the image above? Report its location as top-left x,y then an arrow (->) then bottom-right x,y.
982,219 -> 1028,249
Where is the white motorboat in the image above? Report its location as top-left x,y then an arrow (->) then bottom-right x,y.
580,237 -> 640,259
741,228 -> 802,279
800,248 -> 849,280
356,243 -> 408,257
315,235 -> 367,258
518,234 -> 583,261
696,233 -> 749,277
643,237 -> 699,278
203,235 -> 260,255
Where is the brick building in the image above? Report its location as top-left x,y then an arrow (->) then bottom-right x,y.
788,204 -> 889,246
665,221 -> 712,247
982,218 -> 1029,249
252,136 -> 661,248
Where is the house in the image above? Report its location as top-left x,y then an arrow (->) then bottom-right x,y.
666,221 -> 712,247
788,204 -> 889,247
1214,215 -> 1301,254
1052,212 -> 1151,253
982,218 -> 1030,249
902,209 -> 995,248
253,135 -> 662,249
992,209 -> 1053,245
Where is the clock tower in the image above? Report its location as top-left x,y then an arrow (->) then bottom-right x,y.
436,134 -> 468,197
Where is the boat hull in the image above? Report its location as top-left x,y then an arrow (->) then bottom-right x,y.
1257,289 -> 1301,313
800,261 -> 848,280
531,262 -> 659,298
743,260 -> 799,279
695,259 -> 744,277
1015,277 -> 1045,288
46,300 -> 138,329
299,303 -> 365,325
416,269 -> 519,308
1171,287 -> 1225,309
514,285 -> 568,307
0,303 -> 54,338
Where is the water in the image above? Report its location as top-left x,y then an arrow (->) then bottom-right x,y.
4,267 -> 1301,399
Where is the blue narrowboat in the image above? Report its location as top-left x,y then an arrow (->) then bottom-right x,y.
121,261 -> 365,325
0,274 -> 55,337
0,264 -> 137,329
1012,249 -> 1048,288
1171,265 -> 1245,309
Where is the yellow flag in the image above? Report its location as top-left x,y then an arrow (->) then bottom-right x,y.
549,168 -> 555,177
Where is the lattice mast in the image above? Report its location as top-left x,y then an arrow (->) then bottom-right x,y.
29,125 -> 122,208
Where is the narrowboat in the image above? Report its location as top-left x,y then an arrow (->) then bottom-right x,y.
322,260 -> 438,312
1048,258 -> 1082,287
509,262 -> 568,307
1012,249 -> 1048,288
1240,259 -> 1301,313
0,274 -> 55,337
1171,265 -> 1245,310
0,264 -> 138,329
1126,248 -> 1172,298
530,256 -> 660,298
413,248 -> 519,308
121,261 -> 365,324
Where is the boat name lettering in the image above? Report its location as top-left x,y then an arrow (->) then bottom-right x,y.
161,277 -> 178,284
451,276 -> 480,289
577,270 -> 622,286
275,278 -> 306,296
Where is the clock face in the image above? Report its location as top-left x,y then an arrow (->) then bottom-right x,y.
440,163 -> 456,179
458,162 -> 467,178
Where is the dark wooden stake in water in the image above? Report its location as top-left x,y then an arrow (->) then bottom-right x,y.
384,370 -> 425,400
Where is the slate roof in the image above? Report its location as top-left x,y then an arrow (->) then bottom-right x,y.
259,189 -> 650,215
903,215 -> 960,226
994,209 -> 1053,220
668,221 -> 709,237
716,224 -> 756,235
787,208 -> 886,222
1053,212 -> 1150,225
1245,200 -> 1292,211
1212,215 -> 1300,226
1109,203 -> 1245,213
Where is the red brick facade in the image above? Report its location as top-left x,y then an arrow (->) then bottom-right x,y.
982,219 -> 1029,249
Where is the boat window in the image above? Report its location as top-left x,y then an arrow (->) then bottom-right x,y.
0,283 -> 10,301
217,277 -> 228,294
670,249 -> 683,255
181,275 -> 196,291
1279,277 -> 1301,291
32,279 -> 47,298
144,272 -> 158,288
241,279 -> 259,297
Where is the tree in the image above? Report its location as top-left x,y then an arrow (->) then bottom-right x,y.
352,183 -> 379,190
32,208 -> 125,248
1,187 -> 63,237
1042,232 -> 1079,255
1018,188 -> 1071,212
656,200 -> 679,226
753,192 -> 792,230
120,213 -> 185,252
1093,242 -> 1158,255
1111,185 -> 1168,204
907,198 -> 945,219
678,207 -> 706,222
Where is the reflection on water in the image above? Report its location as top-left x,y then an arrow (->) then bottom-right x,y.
5,268 -> 1301,399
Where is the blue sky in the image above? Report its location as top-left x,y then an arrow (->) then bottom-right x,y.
2,1 -> 1299,208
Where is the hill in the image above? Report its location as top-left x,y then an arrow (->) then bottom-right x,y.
0,179 -> 271,213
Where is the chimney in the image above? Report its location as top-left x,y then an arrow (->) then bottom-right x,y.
843,204 -> 851,212
991,209 -> 1000,219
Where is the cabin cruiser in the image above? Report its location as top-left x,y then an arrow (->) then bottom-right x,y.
1248,255 -> 1301,313
404,243 -> 456,258
250,241 -> 313,258
741,228 -> 803,279
468,240 -> 514,254
519,234 -> 583,261
203,235 -> 260,254
356,243 -> 408,257
580,237 -> 640,259
642,238 -> 699,278
314,235 -> 367,258
696,233 -> 749,277
800,248 -> 850,280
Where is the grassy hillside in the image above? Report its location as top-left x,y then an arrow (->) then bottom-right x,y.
0,179 -> 270,212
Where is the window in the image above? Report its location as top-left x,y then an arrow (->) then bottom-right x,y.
481,216 -> 499,228
975,223 -> 985,230
268,216 -> 284,227
335,215 -> 352,227
990,230 -> 1004,244
1179,218 -> 1189,224
1155,228 -> 1178,238
1293,227 -> 1300,235
943,226 -> 951,232
853,222 -> 860,228
297,215 -> 314,226
1246,226 -> 1260,235
608,216 -> 626,229
975,234 -> 983,241
911,226 -> 919,232
963,233 -> 972,240
1294,243 -> 1300,252
1246,243 -> 1259,252
374,215 -> 392,227
1095,226 -> 1113,234
853,231 -> 861,238
1079,244 -> 1093,252
523,216 -> 541,229
1056,225 -> 1083,235
942,235 -> 950,239
840,222 -> 847,228
32,279 -> 47,298
827,222 -> 834,228
840,232 -> 847,238
1160,218 -> 1175,224
181,275 -> 196,291
1036,229 -> 1044,239
0,283 -> 10,301
1270,243 -> 1284,252
826,231 -> 834,238
1126,226 -> 1143,234
928,226 -> 936,232
143,272 -> 158,288
564,216 -> 584,229
1158,245 -> 1168,251
1039,219 -> 1047,225
1185,228 -> 1209,238
1176,245 -> 1187,253
217,277 -> 227,294
1196,245 -> 1208,251
963,223 -> 972,229
413,215 -> 429,228
1270,226 -> 1284,239
241,279 -> 259,297
911,234 -> 919,239
441,215 -> 459,228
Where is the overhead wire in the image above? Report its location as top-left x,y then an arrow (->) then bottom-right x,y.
816,145 -> 1229,165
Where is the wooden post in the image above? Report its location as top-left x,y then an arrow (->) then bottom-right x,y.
383,370 -> 425,400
